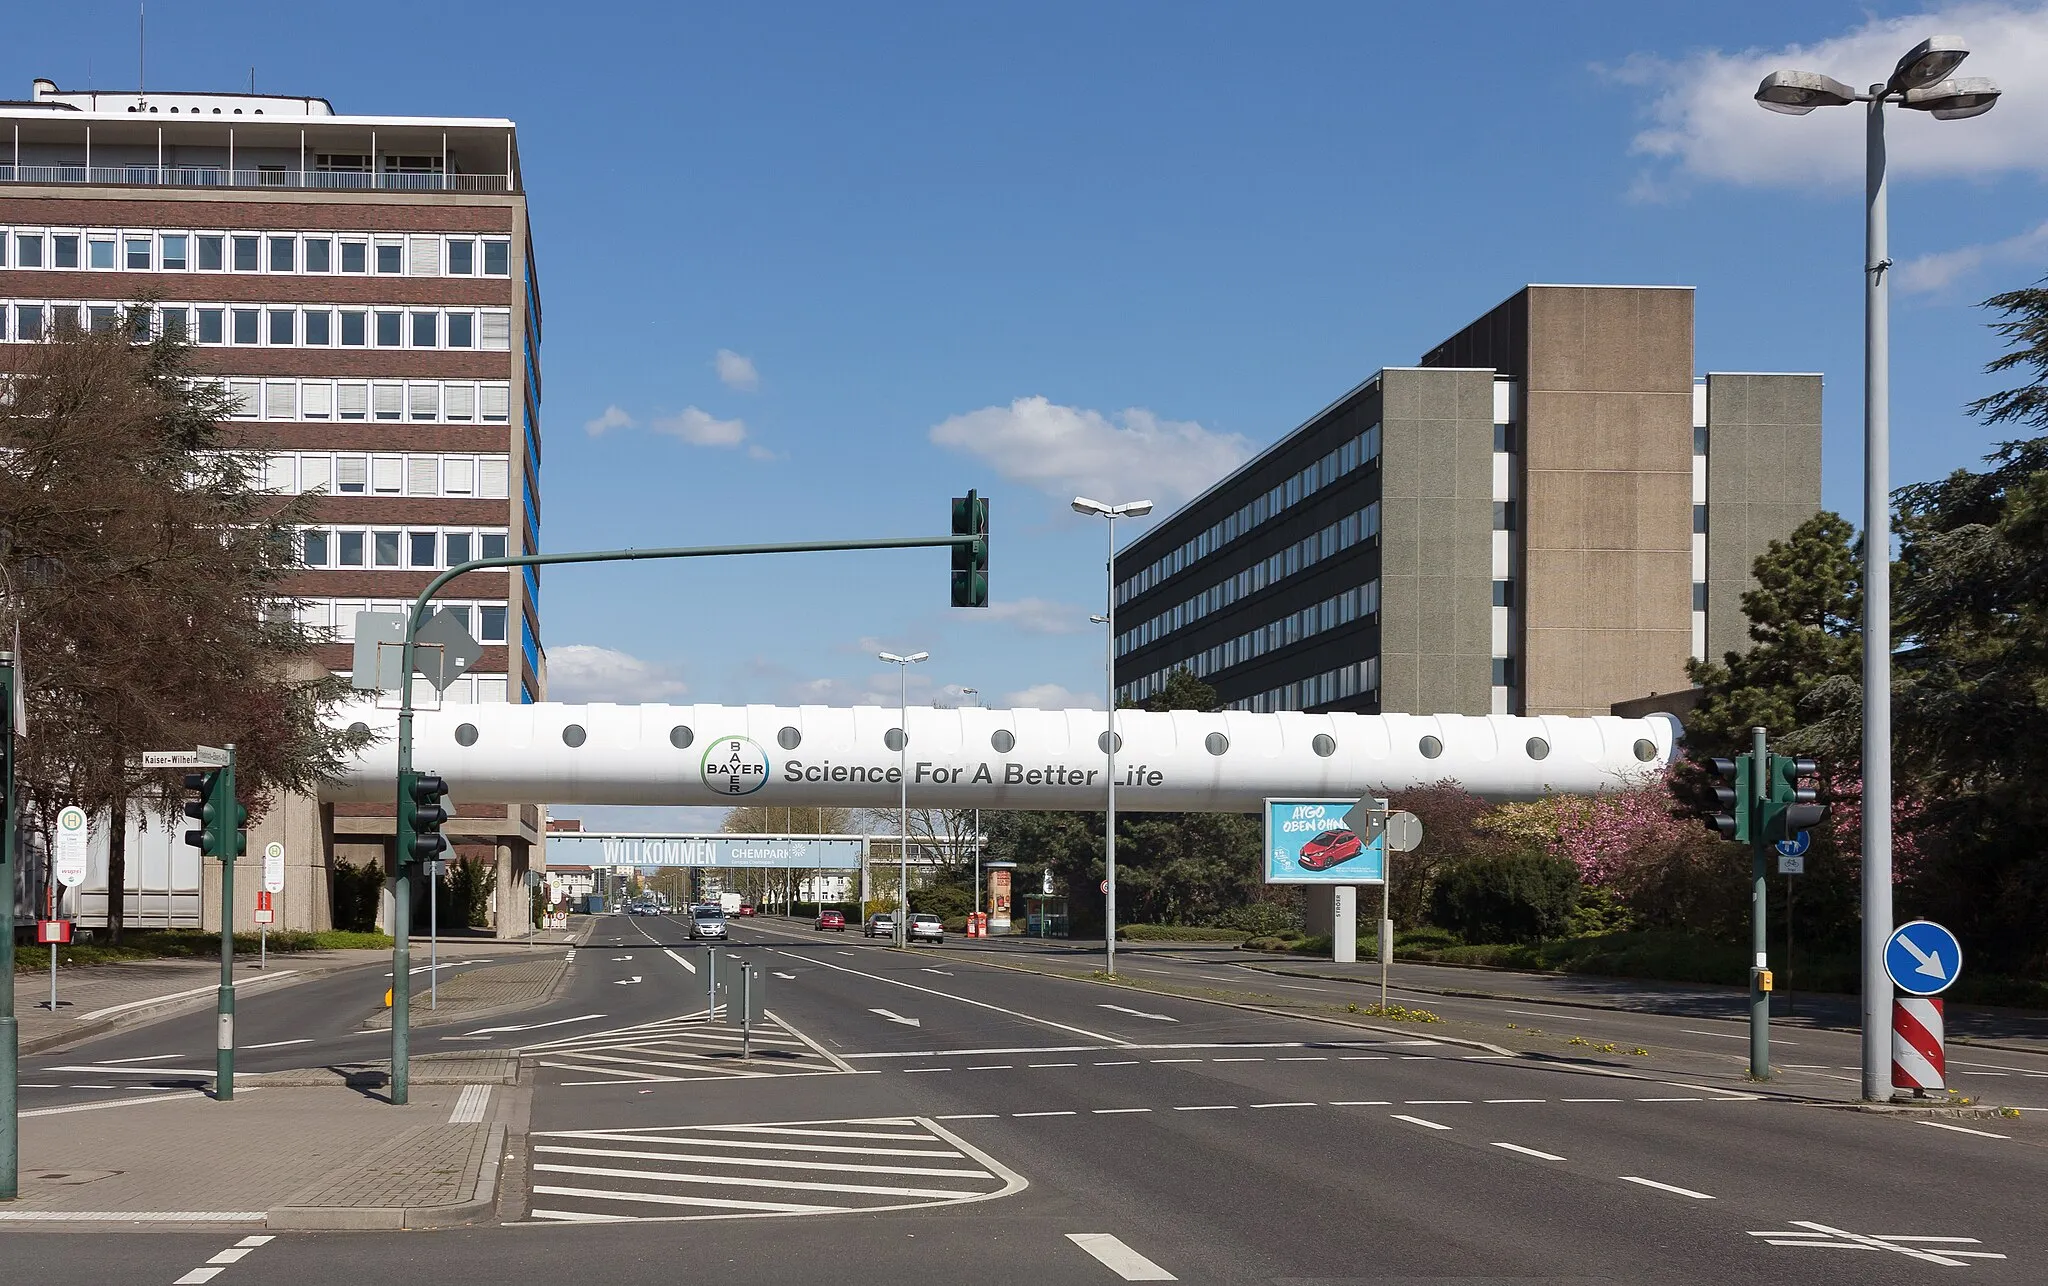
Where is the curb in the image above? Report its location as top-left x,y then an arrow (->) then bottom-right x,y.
266,1122 -> 506,1231
359,951 -> 573,1033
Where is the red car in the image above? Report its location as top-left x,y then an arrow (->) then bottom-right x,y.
737,904 -> 756,917
1299,828 -> 1364,871
814,909 -> 847,931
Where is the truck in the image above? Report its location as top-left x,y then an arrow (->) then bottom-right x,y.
719,891 -> 743,915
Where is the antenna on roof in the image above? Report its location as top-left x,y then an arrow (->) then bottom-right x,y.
138,3 -> 145,101
249,67 -> 256,94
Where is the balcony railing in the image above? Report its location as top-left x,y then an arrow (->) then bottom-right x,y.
0,164 -> 513,192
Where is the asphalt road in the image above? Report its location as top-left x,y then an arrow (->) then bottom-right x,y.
9,912 -> 2048,1284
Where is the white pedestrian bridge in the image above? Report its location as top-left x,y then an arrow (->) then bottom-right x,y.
325,702 -> 1680,812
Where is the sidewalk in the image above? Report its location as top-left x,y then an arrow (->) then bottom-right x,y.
1,1056 -> 524,1229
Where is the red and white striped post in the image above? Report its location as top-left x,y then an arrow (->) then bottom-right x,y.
1892,997 -> 1945,1094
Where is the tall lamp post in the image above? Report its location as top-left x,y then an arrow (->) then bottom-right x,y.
961,688 -> 981,920
1071,496 -> 1154,977
1752,35 -> 1999,1102
879,650 -> 929,949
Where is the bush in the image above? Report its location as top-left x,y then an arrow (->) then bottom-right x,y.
909,883 -> 975,922
1119,924 -> 1252,943
1429,849 -> 1581,946
1208,901 -> 1301,936
332,859 -> 383,933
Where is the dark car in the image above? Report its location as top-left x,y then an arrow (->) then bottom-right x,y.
1298,828 -> 1364,871
815,910 -> 846,931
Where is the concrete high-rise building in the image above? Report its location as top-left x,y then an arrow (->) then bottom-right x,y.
0,78 -> 544,932
1114,285 -> 1821,719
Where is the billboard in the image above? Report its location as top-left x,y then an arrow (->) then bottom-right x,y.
1263,798 -> 1384,884
545,835 -> 863,869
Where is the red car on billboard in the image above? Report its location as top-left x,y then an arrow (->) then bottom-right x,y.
1298,828 -> 1364,871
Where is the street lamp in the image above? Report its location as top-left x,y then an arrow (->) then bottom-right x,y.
1752,34 -> 1999,1103
879,649 -> 929,948
961,687 -> 981,922
1071,495 -> 1154,977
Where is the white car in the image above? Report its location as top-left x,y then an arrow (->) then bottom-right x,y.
688,906 -> 728,940
907,913 -> 944,944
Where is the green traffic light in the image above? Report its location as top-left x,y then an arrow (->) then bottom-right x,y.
950,490 -> 990,608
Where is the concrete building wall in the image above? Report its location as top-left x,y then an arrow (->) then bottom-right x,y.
1377,367 -> 1495,716
1703,372 -> 1825,662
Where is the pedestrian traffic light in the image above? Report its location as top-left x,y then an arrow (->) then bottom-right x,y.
1762,754 -> 1825,842
1704,755 -> 1752,843
401,771 -> 450,864
182,769 -> 246,859
951,489 -> 989,608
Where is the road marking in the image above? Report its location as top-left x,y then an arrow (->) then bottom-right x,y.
1093,1108 -> 1151,1114
0,1211 -> 266,1222
173,1270 -> 225,1284
1486,1099 -> 1546,1104
904,1068 -> 950,1074
922,968 -> 954,976
871,1008 -> 922,1028
969,1065 -> 1013,1071
21,1090 -> 220,1117
449,1084 -> 492,1124
1029,1063 -> 1078,1068
1405,1100 -> 1470,1105
1621,1176 -> 1714,1199
1212,1057 -> 1262,1063
1950,1057 -> 2048,1073
244,1038 -> 316,1051
614,976 -> 644,986
1250,1102 -> 1315,1109
1150,1058 -> 1202,1064
1066,1232 -> 1178,1281
773,972 -> 797,980
1491,1142 -> 1567,1160
95,1053 -> 185,1064
74,972 -> 300,1022
1918,1121 -> 2010,1139
50,1065 -> 218,1078
1563,1098 -> 1622,1103
1749,1222 -> 2006,1266
1329,1100 -> 1391,1106
793,952 -> 1133,1045
935,1114 -> 999,1120
1340,1055 -> 1387,1061
1094,1060 -> 1140,1066
1276,1056 -> 1326,1062
1173,1105 -> 1237,1112
1099,1004 -> 1177,1022
1013,1111 -> 1076,1118
1390,1114 -> 1451,1130
468,1015 -> 609,1036
1637,1097 -> 1701,1103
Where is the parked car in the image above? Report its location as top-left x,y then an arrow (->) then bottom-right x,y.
737,903 -> 757,917
864,913 -> 895,939
688,905 -> 729,939
815,909 -> 847,931
907,913 -> 945,944
1299,828 -> 1365,871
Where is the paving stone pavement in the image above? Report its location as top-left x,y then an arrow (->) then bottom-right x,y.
361,951 -> 572,1030
251,1053 -> 520,1088
282,1122 -> 491,1208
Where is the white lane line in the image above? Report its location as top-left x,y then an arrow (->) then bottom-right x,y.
1013,1111 -> 1076,1118
1340,1055 -> 1387,1061
206,1248 -> 253,1264
1563,1098 -> 1622,1103
1329,1100 -> 1391,1106
244,1038 -> 316,1051
76,972 -> 299,1022
532,1161 -> 991,1200
1491,1142 -> 1567,1161
235,1235 -> 275,1247
904,1069 -> 951,1075
0,1211 -> 264,1223
1276,1056 -> 1326,1062
1950,1057 -> 2048,1073
1212,1057 -> 1263,1063
1918,1121 -> 2010,1139
94,1053 -> 186,1065
1637,1097 -> 1702,1103
1250,1102 -> 1315,1109
1093,1108 -> 1151,1114
1173,1105 -> 1237,1112
1066,1232 -> 1178,1281
48,1066 -> 218,1078
533,1132 -> 959,1158
969,1065 -> 1013,1071
1029,1063 -> 1079,1068
173,1270 -> 225,1285
1094,1061 -> 1140,1067
531,1144 -> 992,1178
935,1114 -> 1000,1120
1486,1099 -> 1546,1104
1621,1176 -> 1715,1199
789,951 -> 1135,1046
1390,1114 -> 1451,1131
1150,1058 -> 1202,1064
1405,1100 -> 1471,1105
533,1184 -> 834,1215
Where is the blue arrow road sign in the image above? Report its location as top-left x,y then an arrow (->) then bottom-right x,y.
1885,920 -> 1962,997
1774,830 -> 1811,858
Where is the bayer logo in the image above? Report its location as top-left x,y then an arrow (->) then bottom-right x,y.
702,736 -> 770,796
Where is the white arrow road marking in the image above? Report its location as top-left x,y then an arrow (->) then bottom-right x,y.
1099,1004 -> 1177,1023
872,1009 -> 922,1028
467,1014 -> 606,1036
1898,935 -> 1948,980
773,972 -> 797,980
921,967 -> 954,976
615,976 -> 643,986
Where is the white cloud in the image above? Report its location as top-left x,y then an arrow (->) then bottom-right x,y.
964,598 -> 1089,635
584,405 -> 635,436
715,349 -> 760,392
1618,4 -> 2048,190
929,396 -> 1252,507
652,407 -> 749,448
746,443 -> 781,462
1898,218 -> 2048,294
1004,682 -> 1099,710
546,644 -> 690,703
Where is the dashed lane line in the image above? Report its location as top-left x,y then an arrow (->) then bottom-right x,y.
1066,1232 -> 1179,1281
1391,1114 -> 1452,1131
1621,1176 -> 1715,1200
1491,1142 -> 1567,1161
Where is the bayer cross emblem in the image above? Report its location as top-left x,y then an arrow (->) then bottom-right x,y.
702,736 -> 770,796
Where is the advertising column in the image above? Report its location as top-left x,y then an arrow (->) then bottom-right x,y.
987,868 -> 1012,933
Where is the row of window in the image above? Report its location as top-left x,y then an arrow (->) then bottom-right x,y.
0,300 -> 512,350
1120,502 -> 1381,656
1124,580 -> 1381,699
334,669 -> 512,706
0,228 -> 511,277
223,377 -> 512,424
1120,422 -> 1383,605
302,598 -> 511,645
298,527 -> 509,572
1223,660 -> 1380,714
263,452 -> 512,500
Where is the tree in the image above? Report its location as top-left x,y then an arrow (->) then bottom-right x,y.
0,318 -> 366,941
1139,668 -> 1219,713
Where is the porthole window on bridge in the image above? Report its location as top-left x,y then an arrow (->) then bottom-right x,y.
1097,731 -> 1122,754
670,725 -> 694,749
1312,733 -> 1337,758
1633,738 -> 1657,762
454,723 -> 479,747
1418,735 -> 1443,759
1205,732 -> 1229,755
562,724 -> 587,748
1525,736 -> 1549,760
778,726 -> 802,750
990,729 -> 1015,753
884,727 -> 907,752
349,721 -> 370,740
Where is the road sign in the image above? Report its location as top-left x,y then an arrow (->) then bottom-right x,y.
413,608 -> 484,693
1099,879 -> 1109,895
1893,997 -> 1945,1091
263,841 -> 285,894
550,885 -> 565,906
1885,919 -> 1962,997
53,806 -> 89,886
254,890 -> 276,926
351,611 -> 408,691
1775,829 -> 1811,858
1384,811 -> 1424,853
1342,797 -> 1388,844
1777,853 -> 1805,875
133,745 -> 231,769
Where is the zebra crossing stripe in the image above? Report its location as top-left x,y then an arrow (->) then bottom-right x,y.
532,1143 -> 992,1178
533,1185 -> 837,1215
533,1130 -> 963,1158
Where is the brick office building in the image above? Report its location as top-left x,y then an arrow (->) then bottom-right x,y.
0,78 -> 545,933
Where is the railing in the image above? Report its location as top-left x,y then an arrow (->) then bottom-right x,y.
0,164 -> 513,192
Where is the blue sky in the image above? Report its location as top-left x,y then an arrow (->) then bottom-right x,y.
9,2 -> 2048,728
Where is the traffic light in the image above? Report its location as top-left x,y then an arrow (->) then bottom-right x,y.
950,489 -> 989,608
401,771 -> 450,864
1761,754 -> 1825,842
1704,756 -> 1752,843
182,770 -> 246,859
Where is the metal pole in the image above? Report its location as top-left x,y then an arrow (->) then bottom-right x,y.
1860,86 -> 1895,1104
1786,872 -> 1795,1018
896,662 -> 909,949
1750,726 -> 1770,1080
1104,514 -> 1118,977
1380,865 -> 1391,1013
429,858 -> 438,1011
973,807 -> 981,919
216,745 -> 236,1100
0,655 -> 17,1200
391,812 -> 410,1104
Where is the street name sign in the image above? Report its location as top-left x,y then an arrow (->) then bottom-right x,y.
53,806 -> 89,886
133,746 -> 231,769
1885,920 -> 1962,997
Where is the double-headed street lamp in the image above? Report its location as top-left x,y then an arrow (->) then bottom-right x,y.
879,649 -> 929,948
1753,35 -> 1999,1103
1072,496 -> 1154,977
